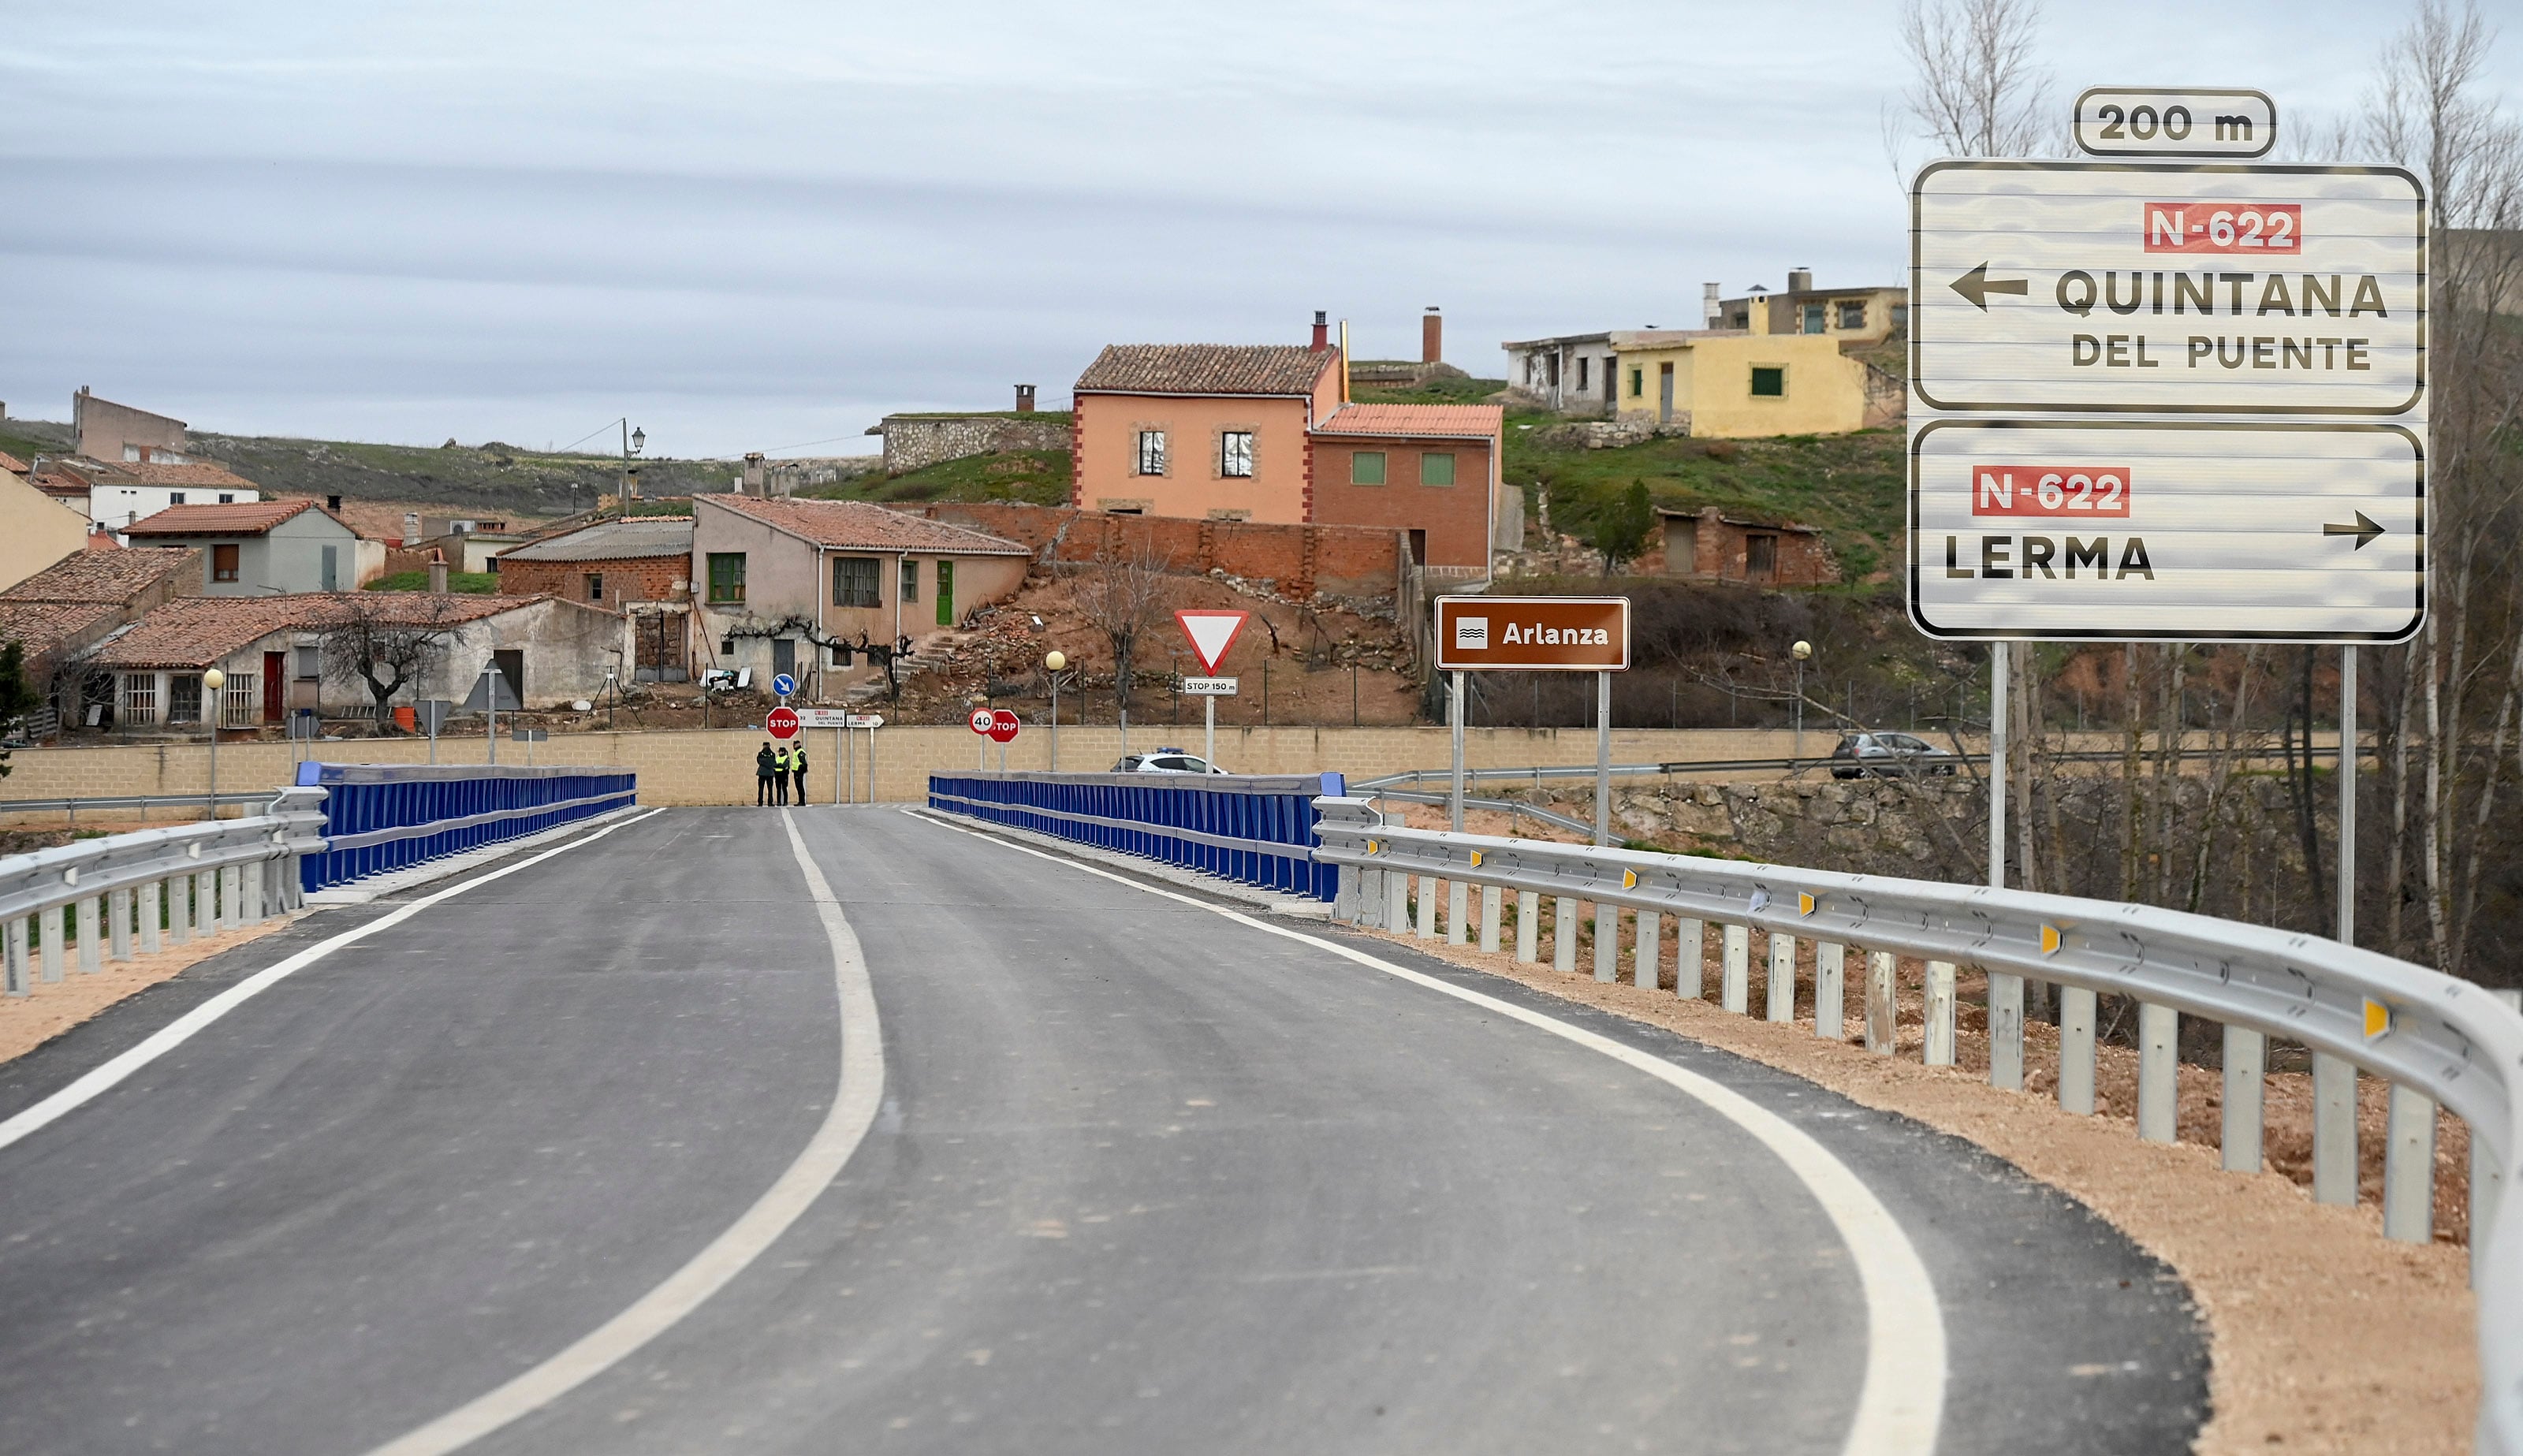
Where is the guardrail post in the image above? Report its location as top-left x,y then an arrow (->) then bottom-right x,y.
1414,876 -> 1436,939
3,918 -> 24,996
170,872 -> 192,944
109,887 -> 132,962
76,896 -> 99,974
1353,862 -> 1380,926
1634,910 -> 1658,989
1722,925 -> 1749,1013
218,866 -> 240,930
2059,986 -> 2096,1114
2221,1026 -> 2265,1173
194,869 -> 215,937
1553,897 -> 1577,973
1814,942 -> 1844,1041
39,904 -> 63,982
2137,1003 -> 2177,1143
139,880 -> 162,955
2312,1055 -> 2359,1206
1479,884 -> 1502,955
1675,918 -> 1703,1000
1447,880 -> 1469,947
2383,1085 -> 2436,1243
1766,933 -> 1796,1023
1865,951 -> 1895,1052
1333,862 -> 1358,923
1924,961 -> 1956,1066
1593,900 -> 1616,983
2476,988 -> 2522,1287
1385,870 -> 1409,933
243,860 -> 266,925
1987,972 -> 2023,1090
1515,890 -> 1539,963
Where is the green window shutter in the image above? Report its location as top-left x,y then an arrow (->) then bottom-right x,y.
707,552 -> 746,603
1351,452 -> 1385,486
1419,452 -> 1455,486
1750,367 -> 1785,397
935,560 -> 955,627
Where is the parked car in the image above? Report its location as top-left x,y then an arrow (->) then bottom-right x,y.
1828,731 -> 1958,779
1112,748 -> 1231,776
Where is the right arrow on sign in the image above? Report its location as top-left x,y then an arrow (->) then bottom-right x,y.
2324,512 -> 2387,549
1950,262 -> 2029,310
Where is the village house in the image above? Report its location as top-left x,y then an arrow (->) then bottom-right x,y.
1504,325 -> 1871,436
0,468 -> 99,592
1070,315 -> 1507,572
122,498 -> 374,594
1714,270 -> 1908,342
494,516 -> 696,682
1653,506 -> 1836,586
689,495 -> 1030,698
0,547 -> 203,731
51,458 -> 262,535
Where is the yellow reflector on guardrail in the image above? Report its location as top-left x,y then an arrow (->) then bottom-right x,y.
1468,850 -> 1483,867
2040,925 -> 2063,955
2365,997 -> 2392,1041
1623,870 -> 1639,889
1798,892 -> 1817,916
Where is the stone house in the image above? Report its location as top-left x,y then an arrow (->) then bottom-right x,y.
494,516 -> 697,683
867,385 -> 1071,474
1653,506 -> 1836,586
122,498 -> 367,594
689,495 -> 1030,698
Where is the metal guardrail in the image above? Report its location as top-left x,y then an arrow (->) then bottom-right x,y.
1365,786 -> 1599,839
1307,797 -> 2523,1454
0,791 -> 292,824
293,762 -> 639,892
1351,741 -> 2356,792
0,788 -> 328,996
929,770 -> 1347,902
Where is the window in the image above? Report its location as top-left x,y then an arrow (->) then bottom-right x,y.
1802,303 -> 1826,334
1546,354 -> 1560,387
121,673 -> 158,726
1891,303 -> 1910,331
833,555 -> 880,607
218,674 -> 254,728
211,543 -> 239,583
1576,357 -> 1589,392
586,572 -> 605,602
1351,451 -> 1386,486
1750,367 -> 1786,397
706,552 -> 747,603
1221,430 -> 1254,478
295,645 -> 320,680
1746,533 -> 1778,580
1629,368 -> 1643,397
900,557 -> 919,601
169,673 -> 203,725
1837,300 -> 1867,330
1135,430 -> 1167,475
216,493 -> 235,504
321,545 -> 339,592
1419,452 -> 1456,486
169,492 -> 186,505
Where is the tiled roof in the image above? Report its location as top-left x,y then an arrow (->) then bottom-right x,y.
1606,329 -> 1745,348
28,474 -> 86,499
498,516 -> 694,563
1074,344 -> 1338,397
124,499 -> 345,538
2,547 -> 198,604
61,459 -> 259,490
0,600 -> 120,661
91,593 -> 541,670
703,496 -> 1029,555
1310,404 -> 1504,441
0,452 -> 28,475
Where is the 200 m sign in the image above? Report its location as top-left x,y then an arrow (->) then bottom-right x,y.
1971,466 -> 2130,517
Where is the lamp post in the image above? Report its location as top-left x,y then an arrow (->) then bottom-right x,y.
622,422 -> 645,514
1790,640 -> 1812,773
1044,650 -> 1068,771
201,667 -> 225,820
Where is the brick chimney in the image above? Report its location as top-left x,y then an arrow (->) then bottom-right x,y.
743,452 -> 766,497
1422,307 -> 1442,364
1015,384 -> 1036,412
1310,310 -> 1329,352
326,493 -> 343,512
427,553 -> 449,593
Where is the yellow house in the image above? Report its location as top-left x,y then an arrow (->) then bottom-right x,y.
0,470 -> 97,592
1607,327 -> 1867,438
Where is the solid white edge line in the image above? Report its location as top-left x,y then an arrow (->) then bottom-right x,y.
905,806 -> 1947,1456
362,806 -> 885,1456
0,807 -> 671,1157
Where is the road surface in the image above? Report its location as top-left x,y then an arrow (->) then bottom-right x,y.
0,806 -> 2205,1454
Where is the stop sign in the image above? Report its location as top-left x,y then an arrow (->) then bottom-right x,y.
988,709 -> 1020,744
967,706 -> 996,735
766,706 -> 801,739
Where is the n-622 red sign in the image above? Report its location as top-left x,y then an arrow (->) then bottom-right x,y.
1970,466 -> 2131,518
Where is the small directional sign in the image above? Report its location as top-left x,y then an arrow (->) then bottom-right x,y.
1174,610 -> 1250,676
2073,88 -> 2276,158
1180,676 -> 1239,697
770,672 -> 797,699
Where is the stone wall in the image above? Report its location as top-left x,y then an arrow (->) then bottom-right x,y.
875,414 -> 1072,475
900,501 -> 1405,603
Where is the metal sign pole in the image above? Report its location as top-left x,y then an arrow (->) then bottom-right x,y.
1988,641 -> 2008,889
486,667 -> 499,765
1203,693 -> 1215,769
1449,669 -> 1466,832
2315,645 -> 2359,1204
1594,670 -> 1612,847
834,727 -> 844,805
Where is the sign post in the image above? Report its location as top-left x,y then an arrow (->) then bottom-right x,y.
1174,610 -> 1250,769
1436,596 -> 1630,844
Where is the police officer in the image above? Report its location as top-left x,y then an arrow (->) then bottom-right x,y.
772,739 -> 793,805
790,738 -> 810,805
755,742 -> 777,806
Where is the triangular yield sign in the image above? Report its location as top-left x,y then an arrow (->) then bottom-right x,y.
1174,609 -> 1250,675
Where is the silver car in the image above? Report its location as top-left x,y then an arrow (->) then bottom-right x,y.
1828,732 -> 1958,779
1112,749 -> 1231,776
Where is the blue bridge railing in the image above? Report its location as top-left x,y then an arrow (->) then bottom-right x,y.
294,762 -> 639,891
928,769 -> 1347,902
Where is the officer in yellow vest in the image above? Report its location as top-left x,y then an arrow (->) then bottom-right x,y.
772,740 -> 794,805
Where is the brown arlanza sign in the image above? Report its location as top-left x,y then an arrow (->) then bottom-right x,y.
1434,596 -> 1630,672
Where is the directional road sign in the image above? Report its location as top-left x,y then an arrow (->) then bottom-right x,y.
1180,676 -> 1238,696
770,672 -> 797,698
967,707 -> 997,736
987,709 -> 1020,744
766,706 -> 801,739
795,707 -> 851,728
1174,610 -> 1250,676
1434,596 -> 1629,672
2071,88 -> 2275,158
1911,161 -> 2424,415
843,713 -> 885,729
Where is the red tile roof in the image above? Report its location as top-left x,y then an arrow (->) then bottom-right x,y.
0,452 -> 28,475
2,547 -> 198,604
1075,344 -> 1338,397
703,496 -> 1029,555
1310,404 -> 1505,441
0,600 -> 121,663
59,459 -> 259,490
90,593 -> 543,670
123,498 -> 348,538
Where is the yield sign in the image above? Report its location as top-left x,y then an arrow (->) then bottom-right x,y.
1174,609 -> 1250,676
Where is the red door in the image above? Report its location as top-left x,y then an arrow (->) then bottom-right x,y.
263,652 -> 285,722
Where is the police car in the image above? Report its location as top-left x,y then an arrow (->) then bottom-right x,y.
1112,748 -> 1231,776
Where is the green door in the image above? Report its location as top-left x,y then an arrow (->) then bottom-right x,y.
935,560 -> 954,626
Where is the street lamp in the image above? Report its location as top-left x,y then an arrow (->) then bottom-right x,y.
621,421 -> 645,514
1044,650 -> 1067,770
202,667 -> 225,819
1790,640 -> 1812,772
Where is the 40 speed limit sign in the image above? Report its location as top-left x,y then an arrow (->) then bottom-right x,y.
1908,143 -> 2425,644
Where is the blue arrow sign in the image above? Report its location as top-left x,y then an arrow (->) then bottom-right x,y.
770,672 -> 797,698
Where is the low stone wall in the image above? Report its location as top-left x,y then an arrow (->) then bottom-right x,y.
901,501 -> 1404,603
876,414 -> 1071,475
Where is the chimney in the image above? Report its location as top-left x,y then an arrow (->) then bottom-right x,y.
1787,267 -> 1813,294
1747,286 -> 1771,336
427,553 -> 449,594
1421,307 -> 1442,364
326,493 -> 343,512
743,452 -> 766,497
1310,310 -> 1329,352
1703,282 -> 1722,329
403,510 -> 419,546
1015,384 -> 1036,413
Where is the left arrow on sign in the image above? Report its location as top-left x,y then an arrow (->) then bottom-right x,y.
1950,262 -> 2029,310
2323,512 -> 2387,549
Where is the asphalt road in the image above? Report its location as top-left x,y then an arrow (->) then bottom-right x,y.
0,806 -> 2205,1454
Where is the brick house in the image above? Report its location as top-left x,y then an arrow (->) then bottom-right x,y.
1071,316 -> 1505,572
1653,506 -> 1837,586
690,496 -> 1030,699
495,516 -> 697,683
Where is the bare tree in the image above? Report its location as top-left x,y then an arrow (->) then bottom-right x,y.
1071,541 -> 1174,734
1882,0 -> 2055,176
320,598 -> 464,726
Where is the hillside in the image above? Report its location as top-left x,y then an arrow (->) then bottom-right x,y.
799,447 -> 1071,508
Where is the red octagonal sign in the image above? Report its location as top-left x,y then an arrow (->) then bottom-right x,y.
766,706 -> 801,739
988,709 -> 1020,744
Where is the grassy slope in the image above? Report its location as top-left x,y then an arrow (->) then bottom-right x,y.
189,434 -> 746,519
798,448 -> 1071,508
364,569 -> 499,594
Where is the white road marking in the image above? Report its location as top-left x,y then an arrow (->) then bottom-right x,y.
364,809 -> 884,1455
0,808 -> 670,1156
907,808 -> 1947,1456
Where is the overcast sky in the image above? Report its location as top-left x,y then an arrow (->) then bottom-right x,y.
4,1 -> 2512,460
